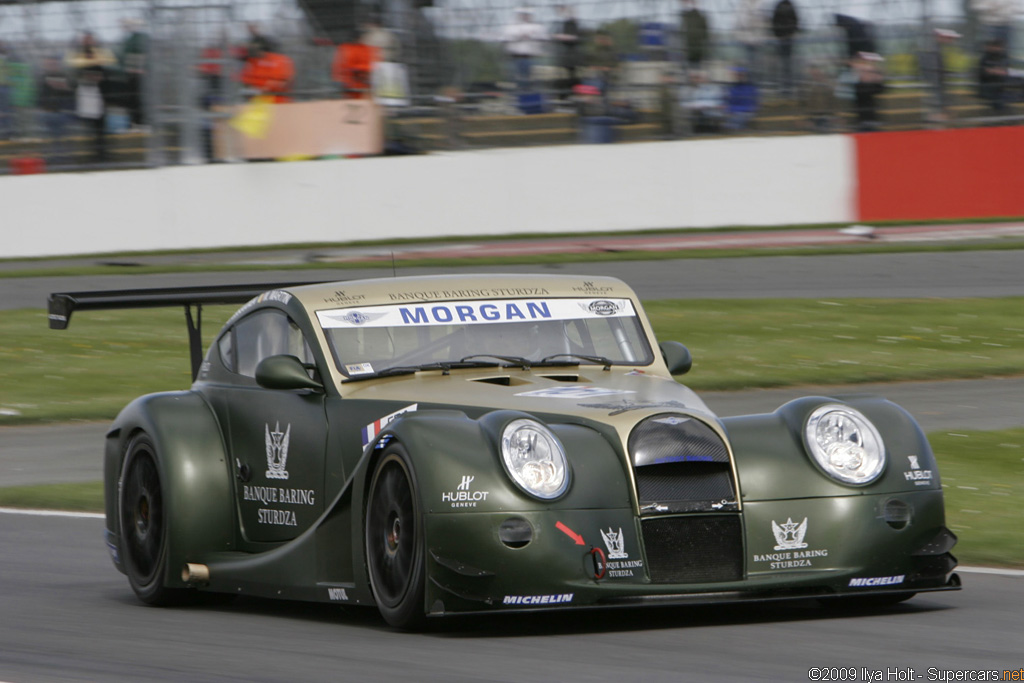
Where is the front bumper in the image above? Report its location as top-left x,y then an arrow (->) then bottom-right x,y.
423,489 -> 958,616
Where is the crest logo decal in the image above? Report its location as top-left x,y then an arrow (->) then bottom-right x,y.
771,517 -> 808,550
600,527 -> 629,560
265,422 -> 291,480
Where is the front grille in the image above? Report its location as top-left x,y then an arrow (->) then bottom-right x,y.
628,414 -> 737,514
635,463 -> 735,513
642,516 -> 744,584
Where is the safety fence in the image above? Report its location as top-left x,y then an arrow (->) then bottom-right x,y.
0,0 -> 1021,175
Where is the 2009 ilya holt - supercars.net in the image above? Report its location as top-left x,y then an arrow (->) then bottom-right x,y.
49,274 -> 959,627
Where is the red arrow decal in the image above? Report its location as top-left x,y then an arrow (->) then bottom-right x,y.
556,521 -> 585,546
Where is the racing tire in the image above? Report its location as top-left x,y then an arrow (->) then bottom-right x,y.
119,433 -> 187,606
365,444 -> 426,630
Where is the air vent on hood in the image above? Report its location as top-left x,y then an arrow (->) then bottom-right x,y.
468,376 -> 529,387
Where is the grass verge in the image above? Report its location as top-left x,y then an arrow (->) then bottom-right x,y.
0,482 -> 104,513
4,239 -> 1024,280
3,297 -> 1023,423
2,429 -> 1020,567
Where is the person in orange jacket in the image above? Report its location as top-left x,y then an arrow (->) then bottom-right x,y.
240,40 -> 294,102
332,36 -> 378,99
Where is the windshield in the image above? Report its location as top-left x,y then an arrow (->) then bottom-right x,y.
316,297 -> 654,377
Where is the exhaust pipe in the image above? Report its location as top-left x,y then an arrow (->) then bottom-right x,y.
182,563 -> 210,584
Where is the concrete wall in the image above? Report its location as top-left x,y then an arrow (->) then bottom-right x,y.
5,136 -> 857,259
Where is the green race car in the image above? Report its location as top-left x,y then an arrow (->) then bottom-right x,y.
49,274 -> 959,628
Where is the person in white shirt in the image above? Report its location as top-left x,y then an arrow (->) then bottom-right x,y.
502,8 -> 549,89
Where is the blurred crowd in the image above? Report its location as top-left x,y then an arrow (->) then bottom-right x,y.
1,0 -> 1022,169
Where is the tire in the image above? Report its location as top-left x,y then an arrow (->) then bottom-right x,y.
365,444 -> 426,629
119,433 -> 186,606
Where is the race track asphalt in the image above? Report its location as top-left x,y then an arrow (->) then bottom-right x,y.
0,512 -> 1020,683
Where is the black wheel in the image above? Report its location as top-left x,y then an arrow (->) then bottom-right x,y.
365,445 -> 426,629
119,433 -> 185,606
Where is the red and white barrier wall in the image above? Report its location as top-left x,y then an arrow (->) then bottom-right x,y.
4,127 -> 1021,259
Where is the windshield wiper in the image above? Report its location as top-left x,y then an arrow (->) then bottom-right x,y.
459,354 -> 533,370
539,353 -> 614,371
341,359 -> 504,383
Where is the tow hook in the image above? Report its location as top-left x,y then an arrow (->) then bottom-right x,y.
589,546 -> 607,580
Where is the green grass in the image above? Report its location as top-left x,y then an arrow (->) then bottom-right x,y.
0,482 -> 104,513
2,429 -> 1020,568
2,297 -> 1023,423
930,429 -> 1024,568
645,297 -> 1024,390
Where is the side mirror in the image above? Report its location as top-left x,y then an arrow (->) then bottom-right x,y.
659,341 -> 692,376
256,354 -> 324,391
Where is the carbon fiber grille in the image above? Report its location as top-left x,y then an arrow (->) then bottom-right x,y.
635,463 -> 734,512
642,516 -> 744,584
628,414 -> 736,513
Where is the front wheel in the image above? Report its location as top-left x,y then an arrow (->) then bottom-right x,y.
119,433 -> 186,606
365,445 -> 426,629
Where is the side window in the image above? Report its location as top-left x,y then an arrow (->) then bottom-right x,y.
232,309 -> 314,378
218,331 -> 234,372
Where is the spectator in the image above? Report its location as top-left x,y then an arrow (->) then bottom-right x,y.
0,43 -> 13,140
241,39 -> 295,102
921,28 -> 960,125
38,56 -> 74,163
800,62 -> 835,132
66,32 -> 117,162
8,48 -> 35,141
361,14 -> 400,63
332,33 -> 377,99
734,0 -> 765,76
680,69 -> 725,133
978,38 -> 1010,114
502,8 -> 548,91
552,4 -> 582,101
771,0 -> 800,97
588,29 -> 619,101
834,14 -> 876,59
245,23 -> 276,56
680,0 -> 710,69
724,66 -> 759,130
851,52 -> 885,132
972,0 -> 1015,56
118,18 -> 149,130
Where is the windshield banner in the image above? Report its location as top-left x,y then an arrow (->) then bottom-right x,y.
317,298 -> 636,329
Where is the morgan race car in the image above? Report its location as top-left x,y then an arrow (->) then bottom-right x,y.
49,274 -> 959,628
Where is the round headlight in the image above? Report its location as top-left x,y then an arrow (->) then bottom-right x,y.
500,419 -> 569,500
804,404 -> 886,485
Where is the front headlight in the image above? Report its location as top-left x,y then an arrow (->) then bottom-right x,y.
500,419 -> 569,500
804,404 -> 886,485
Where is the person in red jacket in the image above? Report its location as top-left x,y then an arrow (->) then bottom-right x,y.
332,37 -> 378,99
240,40 -> 294,102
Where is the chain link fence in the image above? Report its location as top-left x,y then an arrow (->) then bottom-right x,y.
0,0 -> 1019,173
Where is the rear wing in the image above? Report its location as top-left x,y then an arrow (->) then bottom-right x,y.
48,282 -> 326,381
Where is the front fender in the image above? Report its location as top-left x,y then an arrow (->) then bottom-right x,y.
104,391 -> 234,582
370,409 -> 632,515
722,395 -> 941,502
